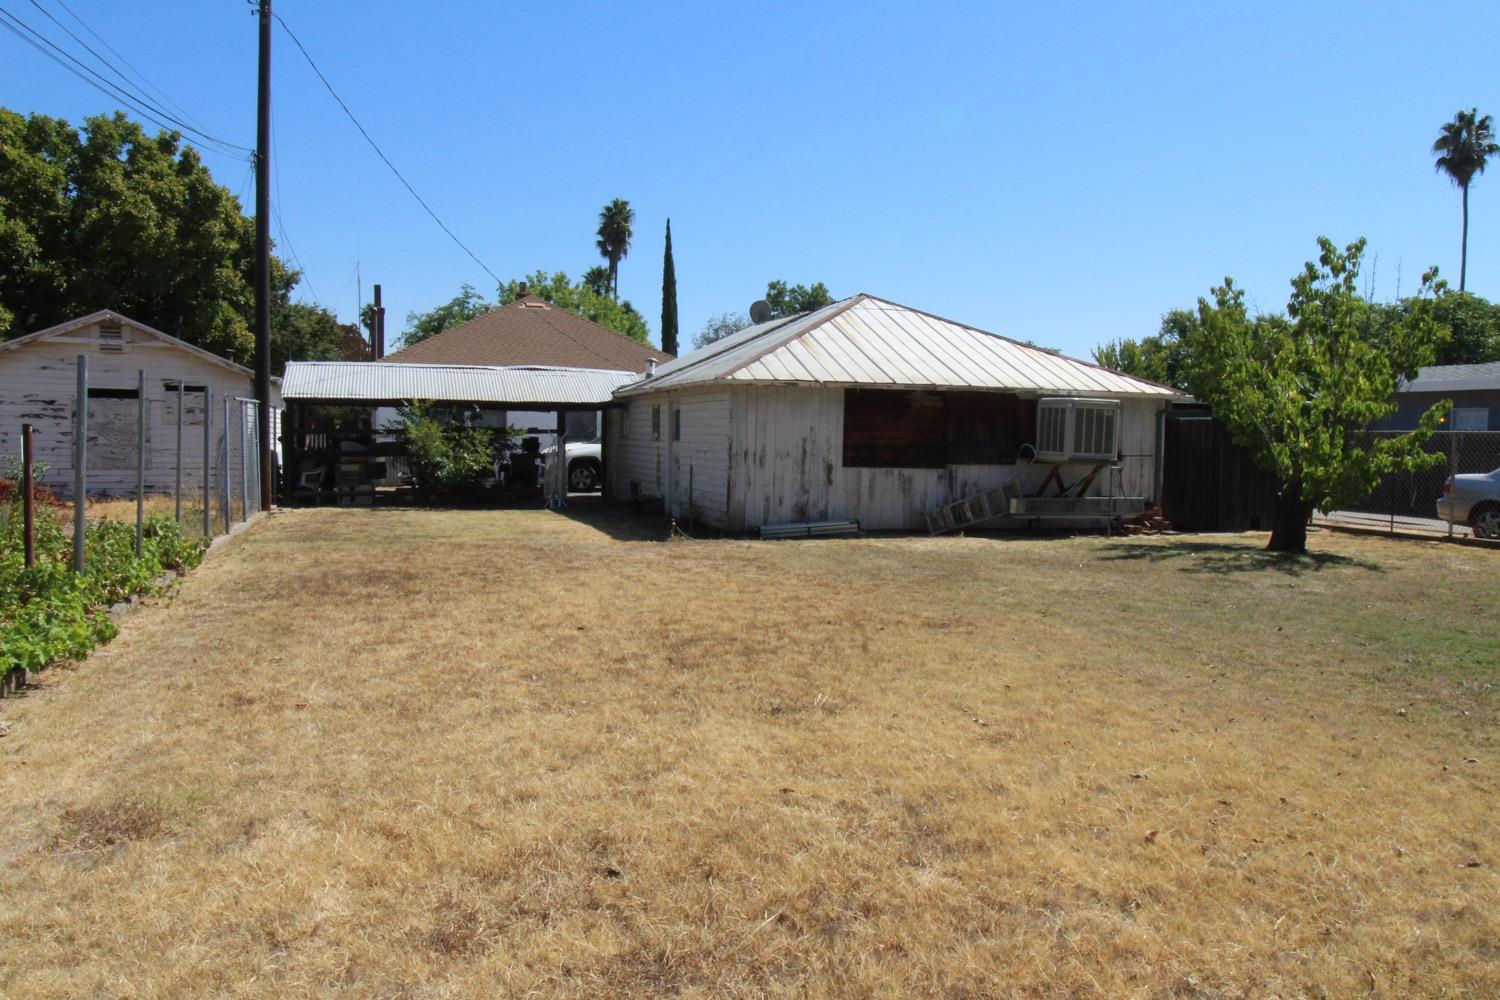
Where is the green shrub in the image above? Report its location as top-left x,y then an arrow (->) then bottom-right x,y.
0,501 -> 207,675
394,401 -> 515,499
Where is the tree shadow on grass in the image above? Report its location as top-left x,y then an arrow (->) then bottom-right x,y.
1099,539 -> 1384,576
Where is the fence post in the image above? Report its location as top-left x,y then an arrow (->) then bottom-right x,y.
73,354 -> 88,574
223,396 -> 232,534
175,379 -> 184,523
21,422 -> 35,569
1449,430 -> 1458,540
238,400 -> 248,522
203,386 -> 213,539
135,368 -> 145,557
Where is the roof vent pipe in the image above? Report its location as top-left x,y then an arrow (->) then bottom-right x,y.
646,358 -> 657,377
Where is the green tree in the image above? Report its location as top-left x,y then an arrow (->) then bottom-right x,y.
497,270 -> 650,344
400,284 -> 491,347
1427,289 -> 1500,364
764,280 -> 834,318
595,198 -> 635,299
0,108 -> 298,356
581,265 -> 612,298
693,311 -> 749,349
271,302 -> 355,375
1092,310 -> 1198,390
660,219 -> 679,355
1189,238 -> 1449,554
1432,108 -> 1499,292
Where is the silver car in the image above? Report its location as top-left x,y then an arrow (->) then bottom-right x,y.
1437,468 -> 1500,539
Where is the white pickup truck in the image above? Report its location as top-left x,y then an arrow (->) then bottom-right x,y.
540,439 -> 603,492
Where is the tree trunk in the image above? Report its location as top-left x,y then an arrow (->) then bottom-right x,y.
1267,484 -> 1314,553
609,258 -> 619,300
1460,183 -> 1469,292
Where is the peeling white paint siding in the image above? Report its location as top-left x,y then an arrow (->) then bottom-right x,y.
610,384 -> 1167,532
606,387 -> 733,522
0,320 -> 281,498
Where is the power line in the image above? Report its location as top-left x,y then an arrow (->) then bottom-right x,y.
0,5 -> 251,157
31,0 -> 209,137
270,106 -> 320,308
272,11 -> 502,285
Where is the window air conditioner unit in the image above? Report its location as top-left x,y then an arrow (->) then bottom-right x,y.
1034,397 -> 1120,463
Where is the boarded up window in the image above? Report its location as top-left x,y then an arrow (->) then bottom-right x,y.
85,387 -> 142,469
843,389 -> 1037,468
162,383 -> 208,425
945,392 -> 1037,464
843,389 -> 947,468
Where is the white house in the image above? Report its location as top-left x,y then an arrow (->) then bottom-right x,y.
0,310 -> 282,498
606,294 -> 1181,531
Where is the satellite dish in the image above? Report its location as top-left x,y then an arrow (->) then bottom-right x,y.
749,300 -> 773,324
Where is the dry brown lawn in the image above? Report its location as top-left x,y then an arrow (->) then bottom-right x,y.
1,506 -> 1496,998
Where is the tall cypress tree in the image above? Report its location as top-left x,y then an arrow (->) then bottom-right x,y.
660,219 -> 679,355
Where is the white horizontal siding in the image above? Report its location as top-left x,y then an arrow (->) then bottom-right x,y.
0,325 -> 280,499
668,388 -> 732,524
605,397 -> 665,502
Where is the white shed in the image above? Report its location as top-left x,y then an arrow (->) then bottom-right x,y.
607,294 -> 1181,531
0,310 -> 282,498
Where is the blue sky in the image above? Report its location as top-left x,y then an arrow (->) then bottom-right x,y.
3,1 -> 1498,358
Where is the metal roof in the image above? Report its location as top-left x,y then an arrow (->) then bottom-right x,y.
281,361 -> 639,406
617,295 -> 1179,397
1401,361 -> 1500,394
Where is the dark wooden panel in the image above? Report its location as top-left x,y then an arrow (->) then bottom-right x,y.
1162,414 -> 1279,531
946,392 -> 1037,464
843,389 -> 947,468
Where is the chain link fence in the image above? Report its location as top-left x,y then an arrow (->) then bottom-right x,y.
5,356 -> 274,569
1315,430 -> 1500,540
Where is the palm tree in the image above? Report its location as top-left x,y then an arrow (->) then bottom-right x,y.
1433,108 -> 1499,291
581,265 -> 612,298
595,199 -> 635,299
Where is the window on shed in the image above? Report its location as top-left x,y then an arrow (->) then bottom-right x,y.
651,404 -> 661,440
162,382 -> 208,425
84,387 -> 142,469
843,389 -> 1038,468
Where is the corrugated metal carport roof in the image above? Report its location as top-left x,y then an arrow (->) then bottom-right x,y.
282,361 -> 639,406
617,295 -> 1179,398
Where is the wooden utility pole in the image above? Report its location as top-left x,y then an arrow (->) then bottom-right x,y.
254,0 -> 274,511
372,284 -> 383,360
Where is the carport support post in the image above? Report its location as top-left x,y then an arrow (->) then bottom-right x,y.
73,354 -> 87,573
551,408 -> 567,509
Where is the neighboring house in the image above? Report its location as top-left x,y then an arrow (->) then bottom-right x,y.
607,294 -> 1180,531
381,290 -> 672,444
0,310 -> 282,498
1380,362 -> 1500,432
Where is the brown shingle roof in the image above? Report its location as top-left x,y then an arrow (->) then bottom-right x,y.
382,296 -> 672,371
